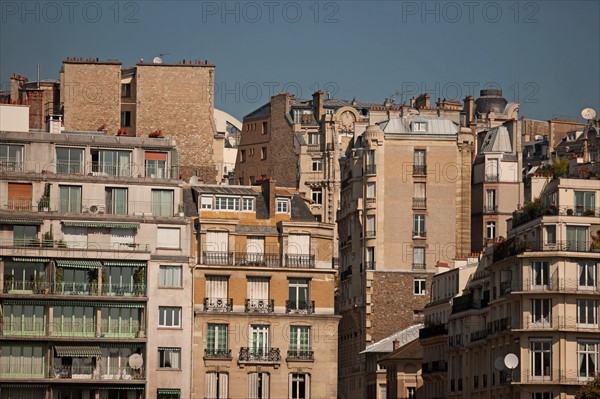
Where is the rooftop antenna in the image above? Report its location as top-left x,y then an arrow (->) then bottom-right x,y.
37,64 -> 40,88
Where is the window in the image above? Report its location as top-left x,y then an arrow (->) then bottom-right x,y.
120,111 -> 131,127
578,262 -> 597,288
240,150 -> 247,162
413,214 -> 426,237
546,225 -> 557,245
206,324 -> 229,357
157,389 -> 180,399
366,215 -> 375,237
159,306 -> 181,328
486,158 -> 499,181
414,149 -> 426,166
531,299 -> 552,325
121,83 -> 131,97
578,342 -> 598,379
486,221 -> 496,240
0,144 -> 24,171
105,187 -> 127,215
8,182 -> 32,211
288,279 -> 309,309
205,276 -> 229,310
59,186 -> 81,213
367,182 -> 376,199
3,303 -> 46,335
248,372 -> 270,399
289,373 -> 310,399
567,225 -> 589,251
145,152 -> 168,178
414,182 -> 426,200
201,195 -> 213,210
413,247 -> 425,269
308,133 -> 320,145
206,372 -> 229,399
159,266 -> 182,287
575,191 -> 595,215
531,340 -> 552,379
414,278 -> 426,295
215,196 -> 240,211
246,236 -> 265,262
56,147 -> 83,174
407,387 -> 417,399
262,122 -> 268,134
311,189 -> 322,205
486,189 -> 497,211
261,147 -> 267,160
289,326 -> 310,358
247,277 -> 270,310
413,121 -> 427,132
250,325 -> 270,355
158,347 -> 181,368
311,159 -> 322,172
0,345 -> 44,378
531,262 -> 550,287
243,197 -> 255,211
13,225 -> 37,246
157,227 -> 180,249
366,247 -> 375,270
531,394 -> 552,399
91,149 -> 131,177
277,198 -> 290,213
577,299 -> 598,327
152,189 -> 174,216
100,307 -> 142,337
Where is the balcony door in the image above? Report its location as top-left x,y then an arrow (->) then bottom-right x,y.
247,236 -> 265,263
250,325 -> 270,356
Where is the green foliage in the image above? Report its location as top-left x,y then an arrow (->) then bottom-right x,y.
550,156 -> 568,178
576,375 -> 600,399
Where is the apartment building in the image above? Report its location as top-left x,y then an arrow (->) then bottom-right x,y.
0,109 -> 193,399
419,258 -> 479,399
337,117 -> 474,398
447,173 -> 600,399
190,180 -> 339,399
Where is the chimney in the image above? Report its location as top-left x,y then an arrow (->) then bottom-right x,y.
463,96 -> 474,124
261,178 -> 277,218
414,93 -> 431,109
27,90 -> 44,130
392,339 -> 400,351
313,90 -> 324,122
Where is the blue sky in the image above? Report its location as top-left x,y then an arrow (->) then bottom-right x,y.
1,0 -> 598,121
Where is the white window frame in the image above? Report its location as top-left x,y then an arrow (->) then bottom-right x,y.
486,221 -> 496,240
413,121 -> 427,132
276,198 -> 290,213
577,341 -> 598,380
158,347 -> 181,369
159,265 -> 182,288
201,195 -> 213,210
414,278 -> 426,295
577,299 -> 598,327
289,373 -> 310,399
311,159 -> 322,172
215,196 -> 241,211
311,189 -> 322,205
158,306 -> 181,328
531,262 -> 550,288
530,340 -> 552,380
578,262 -> 597,289
242,197 -> 255,211
531,298 -> 552,326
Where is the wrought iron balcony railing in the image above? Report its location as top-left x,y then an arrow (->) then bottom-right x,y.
204,349 -> 232,359
238,347 -> 281,363
365,164 -> 377,175
286,349 -> 314,361
412,198 -> 427,208
413,165 -> 426,175
204,297 -> 233,312
245,299 -> 274,313
285,300 -> 315,314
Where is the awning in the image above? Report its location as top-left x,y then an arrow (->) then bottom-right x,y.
94,302 -> 146,308
4,299 -> 47,306
157,389 -> 180,395
0,219 -> 44,225
56,259 -> 102,269
103,260 -> 147,267
55,346 -> 102,357
62,221 -> 140,229
12,257 -> 50,263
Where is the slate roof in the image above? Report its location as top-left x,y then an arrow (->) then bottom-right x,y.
479,126 -> 513,153
379,116 -> 458,135
360,324 -> 423,354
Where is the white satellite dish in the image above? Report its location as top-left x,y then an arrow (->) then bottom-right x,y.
504,353 -> 519,370
581,108 -> 597,120
494,357 -> 506,371
128,353 -> 143,369
153,56 -> 163,64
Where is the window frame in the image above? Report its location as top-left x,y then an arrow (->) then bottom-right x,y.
413,278 -> 426,295
158,306 -> 182,328
158,347 -> 181,369
276,198 -> 290,213
159,265 -> 183,288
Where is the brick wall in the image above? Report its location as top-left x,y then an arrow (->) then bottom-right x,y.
135,64 -> 217,181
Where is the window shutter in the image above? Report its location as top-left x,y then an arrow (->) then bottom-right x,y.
288,234 -> 310,255
206,276 -> 228,299
206,231 -> 229,252
206,372 -> 217,399
247,277 -> 269,300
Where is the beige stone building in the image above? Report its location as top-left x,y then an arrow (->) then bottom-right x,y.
337,116 -> 474,398
0,107 -> 194,399
447,173 -> 600,399
190,180 -> 339,399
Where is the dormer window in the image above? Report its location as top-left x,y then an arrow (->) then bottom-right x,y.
276,198 -> 290,213
413,122 -> 427,132
566,132 -> 577,141
242,197 -> 254,211
200,195 -> 213,210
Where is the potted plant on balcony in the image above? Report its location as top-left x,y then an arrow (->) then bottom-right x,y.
42,231 -> 54,248
55,267 -> 63,293
134,268 -> 145,296
591,230 -> 600,253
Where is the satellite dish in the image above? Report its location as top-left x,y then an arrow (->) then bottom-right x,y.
494,357 -> 506,371
128,354 -> 143,369
581,108 -> 597,120
153,57 -> 163,64
504,353 -> 519,370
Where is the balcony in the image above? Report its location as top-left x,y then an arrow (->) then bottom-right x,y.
234,252 -> 280,267
422,360 -> 448,374
365,230 -> 376,238
485,174 -> 499,182
238,347 -> 281,364
245,299 -> 274,313
0,161 -> 23,172
0,238 -> 149,252
493,239 -> 599,262
306,144 -> 321,152
412,231 -> 427,239
506,278 -> 600,294
204,349 -> 232,359
470,328 -> 489,342
483,204 -> 498,214
451,293 -> 489,314
412,262 -> 426,270
285,300 -> 315,314
285,254 -> 315,268
419,324 -> 447,339
412,198 -> 427,209
365,164 -> 377,175
286,349 -> 314,361
50,365 -> 144,380
413,165 -> 426,176
2,280 -> 147,297
203,251 -> 233,266
204,297 -> 233,312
